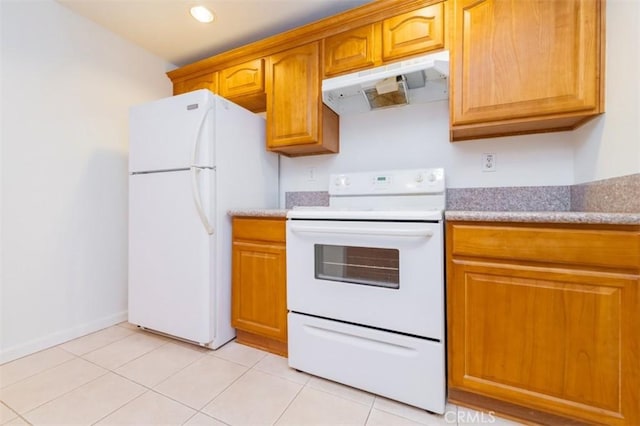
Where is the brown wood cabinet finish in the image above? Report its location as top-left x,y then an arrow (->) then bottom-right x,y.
167,1 -> 444,154
167,1 -> 436,82
382,4 -> 445,62
266,42 -> 339,156
323,4 -> 446,78
172,72 -> 217,96
219,58 -> 266,112
323,24 -> 382,77
449,0 -> 605,141
231,217 -> 287,356
446,221 -> 640,425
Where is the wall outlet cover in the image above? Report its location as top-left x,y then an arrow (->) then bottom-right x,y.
482,153 -> 497,172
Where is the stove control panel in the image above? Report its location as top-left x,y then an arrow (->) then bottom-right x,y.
330,168 -> 445,196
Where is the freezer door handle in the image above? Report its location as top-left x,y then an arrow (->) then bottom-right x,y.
191,167 -> 214,235
191,105 -> 213,167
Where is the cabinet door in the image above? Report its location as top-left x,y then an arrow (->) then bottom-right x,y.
173,72 -> 218,96
219,58 -> 265,98
266,42 -> 338,156
382,3 -> 445,62
267,43 -> 320,149
232,240 -> 287,343
448,260 -> 640,426
450,0 -> 603,129
324,24 -> 381,77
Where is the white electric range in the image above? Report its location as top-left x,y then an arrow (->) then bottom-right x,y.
286,168 -> 446,413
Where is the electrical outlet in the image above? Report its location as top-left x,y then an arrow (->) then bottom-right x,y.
482,153 -> 496,172
307,167 -> 317,182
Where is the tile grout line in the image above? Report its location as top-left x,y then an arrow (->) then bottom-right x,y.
0,401 -> 24,425
15,366 -> 111,423
85,351 -> 208,424
81,334 -> 173,372
250,355 -> 311,387
270,380 -> 306,426
6,334 -> 468,426
57,325 -> 139,358
163,355 -> 251,412
305,377 -> 376,409
259,357 -> 373,426
6,329 -> 195,425
0,355 -> 88,406
187,349 -> 269,423
85,341 -> 254,425
0,350 -> 80,391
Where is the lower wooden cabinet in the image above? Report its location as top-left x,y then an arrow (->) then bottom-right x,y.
446,222 -> 640,425
231,216 -> 287,356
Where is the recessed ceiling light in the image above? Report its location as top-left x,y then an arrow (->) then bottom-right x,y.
190,6 -> 214,23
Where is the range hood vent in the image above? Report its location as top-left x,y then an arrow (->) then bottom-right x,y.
322,50 -> 449,115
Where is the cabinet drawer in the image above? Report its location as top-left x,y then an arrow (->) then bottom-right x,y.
232,217 -> 285,243
449,223 -> 640,270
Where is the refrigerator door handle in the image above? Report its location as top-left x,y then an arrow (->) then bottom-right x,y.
192,106 -> 213,167
191,166 -> 214,235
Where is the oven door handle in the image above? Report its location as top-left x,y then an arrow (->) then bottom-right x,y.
289,223 -> 433,238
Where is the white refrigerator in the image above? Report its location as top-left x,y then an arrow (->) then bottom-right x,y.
128,90 -> 278,349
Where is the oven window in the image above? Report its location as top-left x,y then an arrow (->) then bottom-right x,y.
314,244 -> 399,289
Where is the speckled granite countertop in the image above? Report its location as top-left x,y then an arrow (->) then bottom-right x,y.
227,208 -> 640,224
445,211 -> 640,225
228,209 -> 288,218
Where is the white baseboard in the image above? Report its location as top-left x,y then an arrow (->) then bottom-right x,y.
0,311 -> 128,364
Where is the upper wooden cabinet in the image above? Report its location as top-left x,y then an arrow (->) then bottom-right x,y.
381,4 -> 445,62
323,3 -> 445,77
219,58 -> 266,112
266,42 -> 339,156
324,24 -> 382,77
450,0 -> 605,141
172,72 -> 217,96
167,0 -> 452,155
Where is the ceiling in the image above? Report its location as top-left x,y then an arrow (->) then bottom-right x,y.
56,0 -> 374,68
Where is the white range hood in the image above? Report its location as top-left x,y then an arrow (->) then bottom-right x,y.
322,50 -> 449,115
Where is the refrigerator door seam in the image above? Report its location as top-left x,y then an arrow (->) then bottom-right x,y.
131,167 -> 191,175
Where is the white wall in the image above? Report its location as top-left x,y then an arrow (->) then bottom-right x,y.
0,0 -> 172,363
0,1 -> 4,359
280,100 -> 575,201
573,0 -> 640,183
280,0 -> 640,201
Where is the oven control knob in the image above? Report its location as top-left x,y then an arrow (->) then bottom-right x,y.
428,173 -> 437,183
415,173 -> 424,183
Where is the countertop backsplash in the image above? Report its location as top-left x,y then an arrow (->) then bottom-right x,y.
571,173 -> 640,213
285,191 -> 329,209
445,186 -> 571,212
284,173 -> 639,214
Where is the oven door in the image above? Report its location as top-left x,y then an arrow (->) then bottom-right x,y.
286,219 -> 443,340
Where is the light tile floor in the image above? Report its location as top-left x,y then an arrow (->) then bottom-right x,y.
0,323 -> 522,425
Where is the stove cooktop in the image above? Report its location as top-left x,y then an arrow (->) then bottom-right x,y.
286,207 -> 443,221
287,168 -> 446,222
